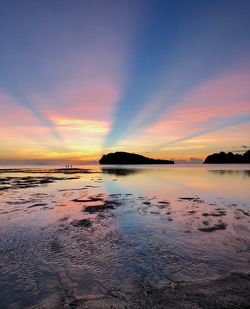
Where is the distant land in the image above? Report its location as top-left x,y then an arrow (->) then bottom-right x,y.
204,150 -> 250,164
99,152 -> 174,165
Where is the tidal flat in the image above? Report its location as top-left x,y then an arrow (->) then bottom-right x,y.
0,165 -> 250,308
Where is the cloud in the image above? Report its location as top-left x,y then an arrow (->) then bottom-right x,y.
104,0 -> 250,147
0,0 -> 142,153
158,113 -> 250,149
21,99 -> 63,141
116,68 -> 250,150
0,90 -> 62,141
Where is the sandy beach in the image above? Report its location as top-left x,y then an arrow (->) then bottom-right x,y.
0,165 -> 250,308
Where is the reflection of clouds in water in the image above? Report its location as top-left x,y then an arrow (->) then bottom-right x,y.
99,166 -> 250,204
101,168 -> 140,195
208,170 -> 250,178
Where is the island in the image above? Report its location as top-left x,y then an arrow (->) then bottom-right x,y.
99,151 -> 174,165
204,149 -> 250,164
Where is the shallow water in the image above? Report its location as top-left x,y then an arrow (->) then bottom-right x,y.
0,164 -> 250,308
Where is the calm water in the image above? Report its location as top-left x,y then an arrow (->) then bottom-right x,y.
0,164 -> 250,308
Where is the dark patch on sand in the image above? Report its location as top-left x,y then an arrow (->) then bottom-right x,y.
202,220 -> 210,226
72,197 -> 103,203
84,200 -> 120,213
0,186 -> 10,190
188,210 -> 197,214
198,222 -> 227,232
108,194 -> 122,197
202,210 -> 227,217
158,200 -> 170,204
28,203 -> 48,208
179,197 -> 196,200
237,209 -> 250,216
6,200 -> 34,205
70,219 -> 92,228
179,197 -> 204,203
149,211 -> 160,214
58,187 -> 88,192
0,175 -> 80,191
0,168 -> 92,174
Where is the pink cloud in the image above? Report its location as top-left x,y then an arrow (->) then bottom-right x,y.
44,81 -> 121,121
25,2 -> 142,125
0,91 -> 62,147
146,69 -> 250,138
178,70 -> 250,119
0,91 -> 37,127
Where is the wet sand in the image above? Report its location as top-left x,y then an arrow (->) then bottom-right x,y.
0,167 -> 250,308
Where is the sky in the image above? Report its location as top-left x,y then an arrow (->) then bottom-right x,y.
0,0 -> 250,164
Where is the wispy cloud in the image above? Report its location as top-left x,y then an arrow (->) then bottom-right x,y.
20,98 -> 63,141
158,113 -> 250,149
104,1 -> 250,147
0,91 -> 62,141
0,1 -> 142,160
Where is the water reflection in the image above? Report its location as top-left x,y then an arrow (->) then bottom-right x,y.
101,167 -> 143,176
100,165 -> 250,204
208,169 -> 250,178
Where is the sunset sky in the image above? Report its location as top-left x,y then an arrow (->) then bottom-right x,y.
0,0 -> 250,164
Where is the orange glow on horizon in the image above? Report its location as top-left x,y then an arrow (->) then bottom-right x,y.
1,69 -> 249,164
